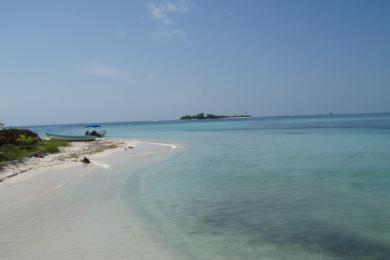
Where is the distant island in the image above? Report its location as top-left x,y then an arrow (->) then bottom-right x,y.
180,113 -> 252,120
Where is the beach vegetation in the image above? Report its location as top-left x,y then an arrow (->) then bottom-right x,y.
0,129 -> 69,163
0,128 -> 41,145
15,134 -> 38,146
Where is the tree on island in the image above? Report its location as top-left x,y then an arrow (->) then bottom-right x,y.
180,113 -> 252,120
180,115 -> 193,120
194,113 -> 205,119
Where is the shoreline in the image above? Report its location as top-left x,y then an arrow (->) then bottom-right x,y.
0,139 -> 184,259
0,139 -> 142,184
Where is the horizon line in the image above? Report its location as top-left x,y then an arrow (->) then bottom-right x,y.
8,112 -> 390,128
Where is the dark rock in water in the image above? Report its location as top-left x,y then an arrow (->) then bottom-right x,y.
81,157 -> 91,164
128,146 -> 134,149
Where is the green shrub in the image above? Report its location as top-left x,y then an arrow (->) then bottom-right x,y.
0,129 -> 41,145
42,142 -> 60,153
0,139 -> 69,163
15,134 -> 37,146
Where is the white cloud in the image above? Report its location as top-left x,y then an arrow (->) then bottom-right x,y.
145,0 -> 192,44
115,29 -> 128,38
80,62 -> 122,78
145,0 -> 191,25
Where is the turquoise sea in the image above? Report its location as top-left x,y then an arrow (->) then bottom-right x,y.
29,114 -> 390,259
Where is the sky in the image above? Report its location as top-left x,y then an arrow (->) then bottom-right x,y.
1,0 -> 390,125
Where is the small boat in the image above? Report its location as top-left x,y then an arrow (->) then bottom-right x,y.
85,130 -> 106,138
46,133 -> 96,141
85,125 -> 107,137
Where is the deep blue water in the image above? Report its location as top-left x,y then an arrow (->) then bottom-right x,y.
29,114 -> 390,259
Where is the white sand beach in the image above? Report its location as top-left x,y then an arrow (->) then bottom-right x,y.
0,140 -> 184,260
0,139 -> 141,184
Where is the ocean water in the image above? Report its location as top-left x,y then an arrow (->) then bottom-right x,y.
29,114 -> 390,259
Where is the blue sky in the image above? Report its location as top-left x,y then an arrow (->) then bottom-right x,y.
1,0 -> 389,125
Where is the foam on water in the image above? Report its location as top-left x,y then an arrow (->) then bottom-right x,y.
145,142 -> 183,150
92,161 -> 111,169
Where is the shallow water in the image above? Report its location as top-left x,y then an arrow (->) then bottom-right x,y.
0,143 -> 183,260
29,114 -> 390,259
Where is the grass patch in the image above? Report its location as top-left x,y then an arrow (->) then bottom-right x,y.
0,139 -> 70,163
